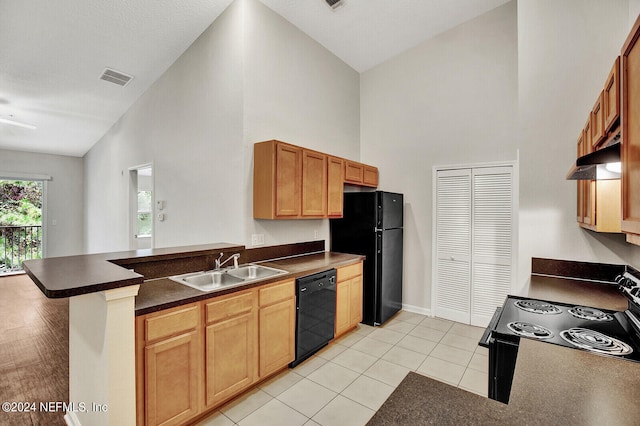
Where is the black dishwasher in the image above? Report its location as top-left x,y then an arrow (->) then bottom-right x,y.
290,269 -> 336,367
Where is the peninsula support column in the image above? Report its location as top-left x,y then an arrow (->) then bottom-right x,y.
64,285 -> 140,426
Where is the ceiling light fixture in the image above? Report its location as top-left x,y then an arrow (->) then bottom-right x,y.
0,117 -> 37,130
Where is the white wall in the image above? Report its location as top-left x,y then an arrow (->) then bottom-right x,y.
0,149 -> 83,257
242,0 -> 360,247
360,2 -> 518,312
83,0 -> 361,253
517,0 -> 640,291
84,1 -> 245,253
631,0 -> 640,28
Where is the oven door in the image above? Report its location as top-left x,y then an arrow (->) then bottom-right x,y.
488,335 -> 519,403
478,306 -> 520,404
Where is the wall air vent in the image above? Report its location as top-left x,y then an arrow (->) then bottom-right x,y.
99,68 -> 133,87
325,0 -> 344,9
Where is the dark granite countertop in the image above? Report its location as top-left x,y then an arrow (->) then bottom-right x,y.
370,340 -> 640,426
371,260 -> 640,425
529,274 -> 628,311
135,251 -> 365,316
22,242 -> 244,298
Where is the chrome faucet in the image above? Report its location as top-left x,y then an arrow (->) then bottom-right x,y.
215,252 -> 240,270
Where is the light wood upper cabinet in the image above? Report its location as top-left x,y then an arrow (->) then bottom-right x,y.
275,143 -> 302,217
604,57 -> 621,133
591,91 -> 606,148
302,150 -> 328,217
327,156 -> 344,218
344,160 -> 364,184
345,160 -> 379,187
254,141 -> 301,219
622,15 -> 640,243
363,165 -> 379,187
254,140 -> 378,219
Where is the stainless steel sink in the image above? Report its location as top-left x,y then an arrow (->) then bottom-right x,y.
169,264 -> 287,292
227,264 -> 288,280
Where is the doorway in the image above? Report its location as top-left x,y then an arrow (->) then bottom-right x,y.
0,179 -> 45,275
129,165 -> 153,250
432,162 -> 518,327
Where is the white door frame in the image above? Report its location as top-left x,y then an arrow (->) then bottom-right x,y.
431,159 -> 519,325
128,163 -> 154,250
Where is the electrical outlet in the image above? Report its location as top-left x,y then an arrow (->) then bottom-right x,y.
251,234 -> 265,246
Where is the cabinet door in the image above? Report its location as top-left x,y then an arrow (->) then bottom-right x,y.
349,276 -> 363,326
591,91 -> 606,148
604,57 -> 620,132
275,143 -> 302,217
335,279 -> 351,337
145,331 -> 201,426
363,165 -> 379,187
205,312 -> 256,408
259,297 -> 295,377
577,132 -> 585,223
583,118 -> 592,155
344,160 -> 364,184
301,150 -> 327,217
622,15 -> 640,239
327,156 -> 344,217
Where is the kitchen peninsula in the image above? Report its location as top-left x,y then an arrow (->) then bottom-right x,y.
22,241 -> 364,426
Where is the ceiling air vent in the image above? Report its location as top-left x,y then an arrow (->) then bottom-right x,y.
325,0 -> 344,9
99,68 -> 133,87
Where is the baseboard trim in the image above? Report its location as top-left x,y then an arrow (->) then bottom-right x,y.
401,303 -> 432,317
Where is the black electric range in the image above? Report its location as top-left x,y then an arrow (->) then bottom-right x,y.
480,269 -> 640,403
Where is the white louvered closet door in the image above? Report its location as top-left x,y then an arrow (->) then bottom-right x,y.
434,166 -> 515,327
471,167 -> 514,327
435,169 -> 472,324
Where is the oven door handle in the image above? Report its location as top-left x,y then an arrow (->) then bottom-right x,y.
479,306 -> 503,348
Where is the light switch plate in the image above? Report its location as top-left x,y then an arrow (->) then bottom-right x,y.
251,234 -> 265,246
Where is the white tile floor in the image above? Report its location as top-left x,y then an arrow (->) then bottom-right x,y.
195,311 -> 488,426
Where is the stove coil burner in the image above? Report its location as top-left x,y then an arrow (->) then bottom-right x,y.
507,322 -> 554,339
568,306 -> 614,322
514,299 -> 562,315
559,328 -> 633,356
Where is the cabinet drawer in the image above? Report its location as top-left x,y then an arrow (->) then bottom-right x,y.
259,279 -> 295,306
145,304 -> 199,343
337,262 -> 363,282
206,291 -> 254,324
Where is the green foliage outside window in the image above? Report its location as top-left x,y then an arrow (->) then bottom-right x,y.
0,180 -> 43,271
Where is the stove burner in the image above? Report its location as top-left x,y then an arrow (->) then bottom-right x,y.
507,322 -> 554,339
559,328 -> 633,356
568,306 -> 613,321
514,299 -> 562,315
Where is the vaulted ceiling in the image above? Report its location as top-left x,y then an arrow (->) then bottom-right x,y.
0,0 -> 509,157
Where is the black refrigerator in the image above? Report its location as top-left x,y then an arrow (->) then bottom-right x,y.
330,191 -> 403,326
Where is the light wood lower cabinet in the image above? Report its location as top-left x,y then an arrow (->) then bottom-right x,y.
258,280 -> 296,377
136,280 -> 295,426
335,262 -> 363,338
137,303 -> 202,426
204,291 -> 256,408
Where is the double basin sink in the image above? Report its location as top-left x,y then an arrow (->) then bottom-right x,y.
170,264 -> 288,292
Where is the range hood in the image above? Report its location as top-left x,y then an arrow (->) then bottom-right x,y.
566,137 -> 621,180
